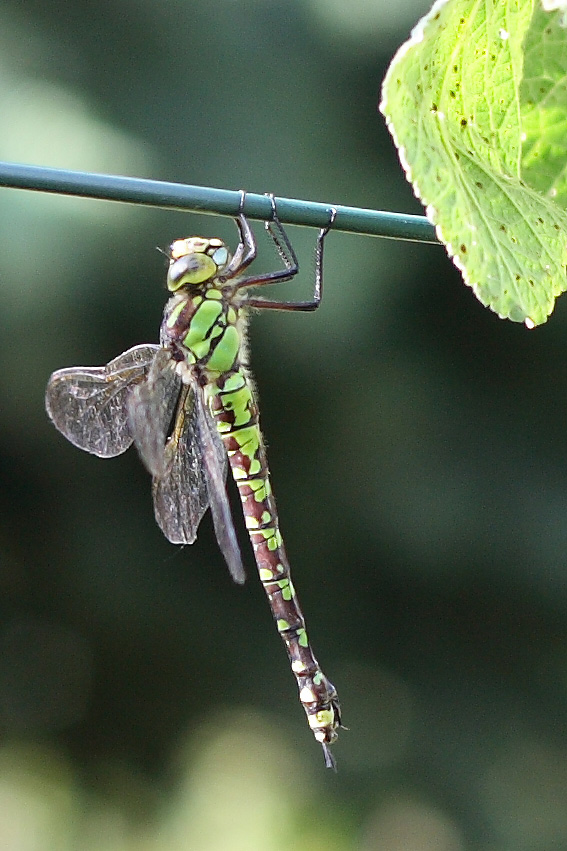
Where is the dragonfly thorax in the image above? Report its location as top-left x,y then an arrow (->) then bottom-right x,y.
161,281 -> 244,380
167,237 -> 231,292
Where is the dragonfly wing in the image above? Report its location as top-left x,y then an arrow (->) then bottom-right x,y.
151,385 -> 213,545
127,347 -> 181,477
45,344 -> 160,457
194,389 -> 246,585
150,382 -> 245,583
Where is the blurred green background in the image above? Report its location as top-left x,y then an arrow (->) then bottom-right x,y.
1,1 -> 567,849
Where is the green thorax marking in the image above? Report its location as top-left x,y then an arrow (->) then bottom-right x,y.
162,287 -> 245,376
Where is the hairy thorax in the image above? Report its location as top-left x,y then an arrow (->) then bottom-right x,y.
160,285 -> 247,382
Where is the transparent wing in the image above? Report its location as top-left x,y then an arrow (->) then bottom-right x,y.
149,385 -> 211,546
127,347 -> 182,478
45,344 -> 160,457
194,390 -> 246,584
150,381 -> 246,583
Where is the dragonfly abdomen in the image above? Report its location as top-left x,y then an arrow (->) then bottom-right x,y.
207,368 -> 341,766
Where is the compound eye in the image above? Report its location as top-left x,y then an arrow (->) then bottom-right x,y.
167,253 -> 217,289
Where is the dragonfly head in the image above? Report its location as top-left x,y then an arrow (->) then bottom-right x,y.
166,237 -> 231,292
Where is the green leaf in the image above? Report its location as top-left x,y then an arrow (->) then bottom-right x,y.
380,0 -> 567,326
521,5 -> 567,205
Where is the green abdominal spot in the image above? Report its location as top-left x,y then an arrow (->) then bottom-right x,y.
221,372 -> 246,393
221,385 -> 254,426
248,477 -> 268,502
231,426 -> 259,457
277,578 -> 294,601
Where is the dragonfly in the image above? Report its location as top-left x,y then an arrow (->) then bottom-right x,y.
45,193 -> 342,768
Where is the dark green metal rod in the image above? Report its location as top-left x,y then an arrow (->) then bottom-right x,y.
0,160 -> 438,244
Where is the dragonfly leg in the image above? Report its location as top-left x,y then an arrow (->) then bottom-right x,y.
218,190 -> 258,281
263,192 -> 299,277
231,193 -> 302,293
246,205 -> 337,312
